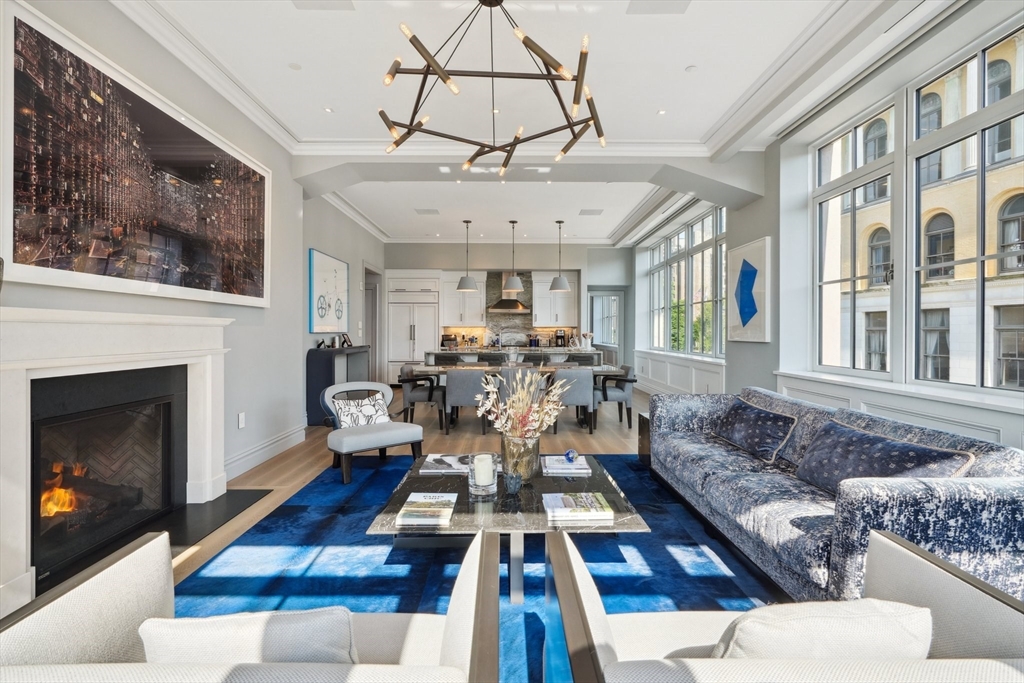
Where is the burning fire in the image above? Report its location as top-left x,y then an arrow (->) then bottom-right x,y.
41,487 -> 77,517
40,462 -> 87,517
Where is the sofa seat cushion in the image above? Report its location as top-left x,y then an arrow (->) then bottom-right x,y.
655,432 -> 768,494
327,421 -> 423,454
707,472 -> 836,589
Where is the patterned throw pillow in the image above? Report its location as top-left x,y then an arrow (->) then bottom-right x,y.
331,393 -> 390,428
796,420 -> 976,495
712,397 -> 797,463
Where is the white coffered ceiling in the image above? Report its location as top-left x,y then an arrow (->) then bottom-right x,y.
115,0 -> 954,243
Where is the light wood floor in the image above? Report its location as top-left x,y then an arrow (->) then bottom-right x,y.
172,389 -> 650,583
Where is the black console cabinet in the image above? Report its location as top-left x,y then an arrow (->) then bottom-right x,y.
305,346 -> 370,426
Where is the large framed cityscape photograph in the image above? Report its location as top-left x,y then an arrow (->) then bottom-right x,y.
3,6 -> 270,307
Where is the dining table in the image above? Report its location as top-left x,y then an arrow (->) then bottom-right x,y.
412,363 -> 625,377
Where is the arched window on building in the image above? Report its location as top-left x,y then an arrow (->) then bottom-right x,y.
863,119 -> 889,202
919,92 -> 942,136
987,60 -> 1012,163
868,228 -> 891,285
1000,194 -> 1024,272
925,213 -> 955,279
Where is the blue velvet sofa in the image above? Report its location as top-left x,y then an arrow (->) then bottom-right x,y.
649,387 -> 1024,602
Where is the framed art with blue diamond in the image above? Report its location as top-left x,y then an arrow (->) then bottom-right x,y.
309,248 -> 348,334
727,236 -> 771,342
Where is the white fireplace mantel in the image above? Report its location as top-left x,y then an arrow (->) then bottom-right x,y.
0,306 -> 232,617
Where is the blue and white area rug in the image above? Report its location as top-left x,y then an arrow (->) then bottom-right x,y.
175,455 -> 776,682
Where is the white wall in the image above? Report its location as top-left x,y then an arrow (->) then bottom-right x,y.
5,0 -> 307,479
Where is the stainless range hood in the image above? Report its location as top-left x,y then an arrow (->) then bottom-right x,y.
488,272 -> 531,314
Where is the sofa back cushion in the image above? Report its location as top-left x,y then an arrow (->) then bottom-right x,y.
834,409 -> 1024,478
713,398 -> 796,462
139,607 -> 357,664
740,388 -> 837,465
796,421 -> 975,495
710,598 -> 932,660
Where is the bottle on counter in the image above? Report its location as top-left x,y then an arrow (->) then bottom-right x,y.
461,334 -> 466,347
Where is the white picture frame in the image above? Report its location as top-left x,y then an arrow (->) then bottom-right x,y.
309,249 -> 349,334
2,3 -> 271,307
727,236 -> 771,343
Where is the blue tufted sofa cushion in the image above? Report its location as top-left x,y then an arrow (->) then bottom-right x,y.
796,420 -> 976,495
713,398 -> 796,463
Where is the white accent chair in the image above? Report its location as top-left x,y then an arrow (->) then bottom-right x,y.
545,529 -> 1024,682
1,531 -> 500,682
321,382 -> 423,484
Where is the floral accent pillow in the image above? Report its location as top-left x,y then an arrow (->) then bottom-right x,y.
713,397 -> 797,462
796,420 -> 976,495
331,393 -> 390,428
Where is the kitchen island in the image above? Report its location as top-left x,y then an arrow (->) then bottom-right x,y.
425,347 -> 602,366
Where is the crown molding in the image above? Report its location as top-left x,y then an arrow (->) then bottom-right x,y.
111,0 -> 301,154
291,139 -> 740,158
385,237 -> 616,245
322,192 -> 392,242
607,187 -> 680,246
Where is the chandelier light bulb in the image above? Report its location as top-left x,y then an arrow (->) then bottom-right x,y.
383,57 -> 401,86
446,79 -> 460,95
384,116 -> 428,154
401,22 -> 459,96
462,146 -> 487,171
554,152 -> 564,162
571,103 -> 580,119
557,66 -> 573,81
400,23 -> 413,39
573,36 -> 590,119
581,34 -> 590,52
378,108 -> 399,140
500,126 -> 523,176
513,27 -> 526,41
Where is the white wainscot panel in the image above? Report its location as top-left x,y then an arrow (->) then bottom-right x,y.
783,386 -> 852,409
861,402 -> 1002,443
636,351 -> 725,396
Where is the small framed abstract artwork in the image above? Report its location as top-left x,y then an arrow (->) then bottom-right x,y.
309,249 -> 349,334
727,237 -> 771,343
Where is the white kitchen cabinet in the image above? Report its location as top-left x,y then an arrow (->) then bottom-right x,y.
388,303 -> 437,362
531,273 -> 577,327
440,272 -> 487,326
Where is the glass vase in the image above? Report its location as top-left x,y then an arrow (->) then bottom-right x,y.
500,435 -> 540,494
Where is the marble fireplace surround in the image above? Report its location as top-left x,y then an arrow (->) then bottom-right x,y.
0,306 -> 231,617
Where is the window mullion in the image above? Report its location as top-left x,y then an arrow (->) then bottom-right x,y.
890,86 -> 908,384
977,119 -> 986,388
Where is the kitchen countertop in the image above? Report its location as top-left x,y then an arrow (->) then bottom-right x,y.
429,347 -> 599,354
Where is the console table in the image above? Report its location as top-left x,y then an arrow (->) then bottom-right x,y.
305,346 -> 370,426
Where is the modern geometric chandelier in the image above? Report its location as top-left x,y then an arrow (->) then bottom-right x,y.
379,0 -> 605,172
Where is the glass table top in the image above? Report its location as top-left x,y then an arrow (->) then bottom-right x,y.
366,455 -> 650,535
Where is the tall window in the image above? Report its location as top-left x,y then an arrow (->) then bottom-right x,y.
592,295 -> 619,346
811,28 -> 1022,391
924,213 -> 955,279
919,92 -> 942,136
650,267 -> 665,350
868,228 -> 891,286
999,194 -> 1023,272
865,311 -> 888,371
649,208 -> 726,357
994,305 -> 1023,389
920,309 -> 951,381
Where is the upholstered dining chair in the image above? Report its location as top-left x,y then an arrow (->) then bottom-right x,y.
320,382 -> 423,484
552,367 -> 595,434
397,364 -> 446,429
444,368 -> 488,435
593,364 -> 637,428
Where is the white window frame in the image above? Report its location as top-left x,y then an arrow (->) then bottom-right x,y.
648,208 -> 727,359
809,24 -> 1024,393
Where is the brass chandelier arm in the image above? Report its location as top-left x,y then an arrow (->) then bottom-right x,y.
395,68 -> 575,81
392,117 -> 594,154
544,64 -> 579,134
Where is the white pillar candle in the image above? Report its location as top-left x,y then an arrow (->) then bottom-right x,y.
473,453 -> 494,486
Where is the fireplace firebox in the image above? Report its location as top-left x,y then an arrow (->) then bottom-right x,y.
31,366 -> 187,594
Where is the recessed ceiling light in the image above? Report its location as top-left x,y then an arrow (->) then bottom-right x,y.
685,65 -> 697,73
456,180 -> 462,184
547,180 -> 552,184
493,108 -> 500,114
436,233 -> 440,237
288,62 -> 302,71
500,180 -> 506,184
657,109 -> 666,115
324,107 -> 334,113
480,233 -> 484,237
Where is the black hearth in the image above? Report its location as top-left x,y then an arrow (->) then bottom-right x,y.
31,366 -> 187,594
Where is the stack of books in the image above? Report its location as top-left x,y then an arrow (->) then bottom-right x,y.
419,454 -> 503,475
543,492 -> 614,526
542,455 -> 592,476
395,492 -> 458,527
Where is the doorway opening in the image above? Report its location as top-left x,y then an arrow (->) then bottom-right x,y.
589,291 -> 623,366
364,268 -> 382,382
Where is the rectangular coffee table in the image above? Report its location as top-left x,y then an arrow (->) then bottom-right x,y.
366,455 -> 650,604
